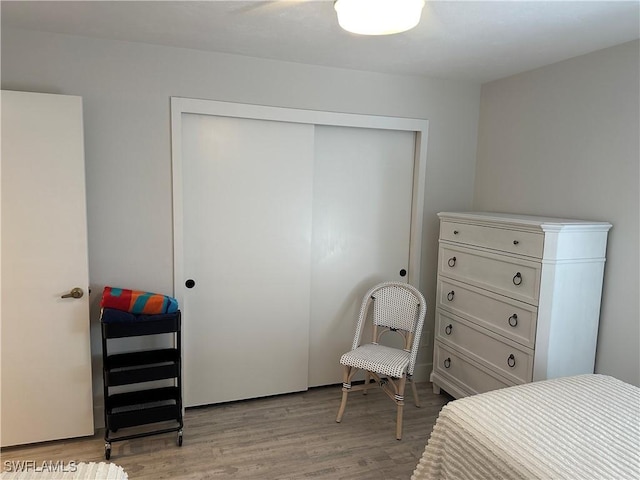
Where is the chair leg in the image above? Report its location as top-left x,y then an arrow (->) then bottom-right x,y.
410,377 -> 421,408
395,376 -> 407,440
336,365 -> 352,423
363,371 -> 371,395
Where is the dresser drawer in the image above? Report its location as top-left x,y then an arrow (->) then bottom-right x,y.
439,245 -> 541,305
440,220 -> 544,258
433,342 -> 513,395
436,311 -> 534,384
437,278 -> 537,348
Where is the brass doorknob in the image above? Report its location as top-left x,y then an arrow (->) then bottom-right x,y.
61,287 -> 84,299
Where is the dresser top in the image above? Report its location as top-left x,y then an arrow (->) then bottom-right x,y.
438,212 -> 612,231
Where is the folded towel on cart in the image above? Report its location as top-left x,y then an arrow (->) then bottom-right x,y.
100,286 -> 179,315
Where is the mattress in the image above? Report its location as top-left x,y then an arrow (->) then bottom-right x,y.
412,374 -> 640,480
0,462 -> 127,479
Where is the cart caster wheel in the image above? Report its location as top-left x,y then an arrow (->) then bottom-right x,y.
105,443 -> 111,460
177,430 -> 183,447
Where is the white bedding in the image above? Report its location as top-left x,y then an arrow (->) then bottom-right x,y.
412,375 -> 640,480
0,462 -> 127,480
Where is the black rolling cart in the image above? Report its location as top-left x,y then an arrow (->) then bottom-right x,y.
100,308 -> 183,460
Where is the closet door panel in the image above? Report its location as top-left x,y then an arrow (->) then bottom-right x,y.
309,125 -> 415,387
181,114 -> 314,407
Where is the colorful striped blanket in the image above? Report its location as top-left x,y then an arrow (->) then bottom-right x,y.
100,286 -> 179,315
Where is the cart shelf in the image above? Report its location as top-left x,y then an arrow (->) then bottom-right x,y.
104,348 -> 180,386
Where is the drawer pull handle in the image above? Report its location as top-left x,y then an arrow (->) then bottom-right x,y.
447,290 -> 455,301
445,324 -> 453,335
513,272 -> 522,285
507,354 -> 516,368
453,230 -> 459,235
508,314 -> 518,327
444,357 -> 451,369
513,240 -> 520,245
448,257 -> 457,267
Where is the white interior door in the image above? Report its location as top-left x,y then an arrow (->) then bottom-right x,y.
309,125 -> 415,387
181,114 -> 314,407
1,90 -> 93,446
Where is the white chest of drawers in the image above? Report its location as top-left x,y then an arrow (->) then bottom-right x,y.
430,212 -> 612,399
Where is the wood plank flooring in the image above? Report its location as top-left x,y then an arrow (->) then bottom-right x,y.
1,383 -> 451,479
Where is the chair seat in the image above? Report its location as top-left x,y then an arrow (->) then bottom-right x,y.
340,343 -> 410,378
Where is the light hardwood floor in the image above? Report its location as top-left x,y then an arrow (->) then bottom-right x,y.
1,383 -> 451,479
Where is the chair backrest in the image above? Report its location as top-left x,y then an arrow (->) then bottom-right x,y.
351,281 -> 427,376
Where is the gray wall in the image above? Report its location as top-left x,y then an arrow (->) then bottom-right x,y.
1,27 -> 481,417
474,40 -> 640,386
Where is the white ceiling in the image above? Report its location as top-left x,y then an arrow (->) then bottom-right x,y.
2,0 -> 639,83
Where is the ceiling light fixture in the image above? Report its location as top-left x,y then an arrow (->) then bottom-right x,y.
334,0 -> 425,36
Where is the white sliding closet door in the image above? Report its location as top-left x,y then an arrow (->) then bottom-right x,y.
309,126 -> 415,387
181,114 -> 314,407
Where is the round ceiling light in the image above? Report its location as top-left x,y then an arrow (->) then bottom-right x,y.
334,0 -> 426,35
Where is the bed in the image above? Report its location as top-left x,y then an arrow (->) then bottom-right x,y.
412,374 -> 639,480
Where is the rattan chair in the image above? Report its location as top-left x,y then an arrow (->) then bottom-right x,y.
335,281 -> 427,440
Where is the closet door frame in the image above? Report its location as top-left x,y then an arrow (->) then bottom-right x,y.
170,99 -> 428,389
171,97 -> 428,303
